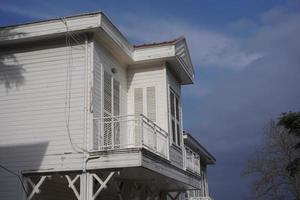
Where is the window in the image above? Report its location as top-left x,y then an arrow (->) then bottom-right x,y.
169,88 -> 181,146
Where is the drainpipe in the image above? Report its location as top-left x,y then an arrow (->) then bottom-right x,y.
83,34 -> 89,173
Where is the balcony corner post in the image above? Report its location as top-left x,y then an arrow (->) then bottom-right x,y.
140,115 -> 144,147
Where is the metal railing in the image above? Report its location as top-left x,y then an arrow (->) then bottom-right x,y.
185,197 -> 213,200
184,190 -> 213,200
185,146 -> 201,174
93,114 -> 169,159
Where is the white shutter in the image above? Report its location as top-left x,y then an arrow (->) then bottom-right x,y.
103,71 -> 112,116
103,71 -> 112,147
146,86 -> 156,121
113,79 -> 120,116
134,88 -> 143,115
113,79 -> 120,146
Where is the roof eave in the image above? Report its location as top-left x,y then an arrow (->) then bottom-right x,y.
183,133 -> 216,165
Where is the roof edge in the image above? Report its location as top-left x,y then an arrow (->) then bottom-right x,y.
184,132 -> 216,164
0,11 -> 103,29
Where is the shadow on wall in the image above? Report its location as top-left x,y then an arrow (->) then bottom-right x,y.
0,142 -> 49,198
0,29 -> 26,91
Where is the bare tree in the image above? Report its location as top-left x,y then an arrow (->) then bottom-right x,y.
242,120 -> 300,200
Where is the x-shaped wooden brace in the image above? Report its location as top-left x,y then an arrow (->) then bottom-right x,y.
92,172 -> 115,199
65,175 -> 81,200
114,180 -> 124,200
167,192 -> 181,200
25,176 -> 47,200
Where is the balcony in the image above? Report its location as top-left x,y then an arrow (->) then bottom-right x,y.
93,114 -> 169,159
184,146 -> 201,174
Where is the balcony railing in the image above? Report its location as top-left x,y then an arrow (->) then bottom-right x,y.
185,146 -> 201,174
93,114 -> 169,159
185,197 -> 213,200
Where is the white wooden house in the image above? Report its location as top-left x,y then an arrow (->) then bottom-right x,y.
0,12 -> 216,200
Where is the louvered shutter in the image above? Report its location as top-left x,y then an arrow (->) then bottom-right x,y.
134,88 -> 143,145
113,79 -> 120,146
134,88 -> 143,115
113,79 -> 120,116
146,86 -> 156,122
104,71 -> 112,116
103,71 -> 112,147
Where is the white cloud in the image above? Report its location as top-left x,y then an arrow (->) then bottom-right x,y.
119,17 -> 263,70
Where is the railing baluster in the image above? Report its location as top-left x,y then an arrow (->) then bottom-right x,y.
153,125 -> 157,151
98,120 -> 101,150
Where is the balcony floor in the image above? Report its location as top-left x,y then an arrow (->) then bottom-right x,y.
87,148 -> 201,190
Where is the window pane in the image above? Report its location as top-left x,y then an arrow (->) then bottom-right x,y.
170,92 -> 175,116
172,120 -> 176,143
175,97 -> 179,120
177,124 -> 180,146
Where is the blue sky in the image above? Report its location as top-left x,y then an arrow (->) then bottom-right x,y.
1,0 -> 300,199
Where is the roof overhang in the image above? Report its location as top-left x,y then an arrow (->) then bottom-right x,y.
0,12 -> 195,84
133,38 -> 194,84
183,133 -> 216,165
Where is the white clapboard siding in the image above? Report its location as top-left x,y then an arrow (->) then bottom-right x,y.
0,41 -> 89,199
127,64 -> 168,131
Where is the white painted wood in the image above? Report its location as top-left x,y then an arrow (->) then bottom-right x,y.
92,40 -> 128,148
133,45 -> 175,61
0,38 -> 91,199
87,150 -> 142,170
100,14 -> 133,58
127,64 -> 168,131
0,12 -> 212,200
141,152 -> 201,189
0,13 -> 101,42
175,38 -> 194,81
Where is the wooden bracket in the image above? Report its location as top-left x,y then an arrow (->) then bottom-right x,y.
167,191 -> 181,200
91,171 -> 115,199
65,174 -> 81,200
25,176 -> 48,200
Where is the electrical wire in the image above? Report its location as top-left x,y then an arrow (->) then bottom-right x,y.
0,164 -> 28,195
61,17 -> 88,153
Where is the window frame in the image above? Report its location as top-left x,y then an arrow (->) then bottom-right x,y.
169,87 -> 182,147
